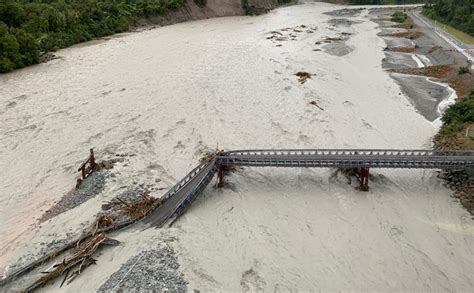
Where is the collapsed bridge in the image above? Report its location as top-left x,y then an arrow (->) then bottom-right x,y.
2,148 -> 473,290
144,149 -> 474,227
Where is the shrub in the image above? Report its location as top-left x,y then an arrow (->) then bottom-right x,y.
194,0 -> 207,8
440,93 -> 474,136
458,66 -> 470,75
442,102 -> 474,125
391,11 -> 407,23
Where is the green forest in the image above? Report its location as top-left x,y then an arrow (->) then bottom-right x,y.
423,0 -> 474,36
324,0 -> 425,4
349,0 -> 424,4
0,0 -> 184,73
1,0 -> 472,73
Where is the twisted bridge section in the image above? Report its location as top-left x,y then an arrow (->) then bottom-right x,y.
145,149 -> 474,227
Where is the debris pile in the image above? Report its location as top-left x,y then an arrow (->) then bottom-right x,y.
90,215 -> 115,235
217,164 -> 239,188
2,149 -> 166,291
200,148 -> 225,162
25,233 -> 120,292
324,7 -> 364,17
266,25 -> 318,45
313,32 -> 354,56
19,189 -> 163,291
332,167 -> 374,191
76,149 -> 113,188
323,36 -> 343,43
295,71 -> 313,84
40,150 -> 114,223
389,64 -> 451,79
314,32 -> 352,46
95,190 -> 163,232
387,31 -> 423,39
333,167 -> 359,183
114,192 -> 161,220
384,46 -> 417,53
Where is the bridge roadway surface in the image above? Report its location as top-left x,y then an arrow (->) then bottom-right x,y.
144,149 -> 474,227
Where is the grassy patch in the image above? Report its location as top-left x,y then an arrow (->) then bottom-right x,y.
387,31 -> 423,39
389,65 -> 451,79
385,47 -> 417,53
431,19 -> 474,45
421,65 -> 451,78
436,91 -> 474,149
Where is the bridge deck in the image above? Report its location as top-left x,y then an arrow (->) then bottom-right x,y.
144,159 -> 218,227
220,149 -> 474,169
218,155 -> 473,169
145,149 -> 474,227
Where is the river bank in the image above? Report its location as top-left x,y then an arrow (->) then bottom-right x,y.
1,1 -> 473,292
371,6 -> 474,217
0,0 -> 289,73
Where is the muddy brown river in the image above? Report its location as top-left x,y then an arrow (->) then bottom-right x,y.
1,2 -> 473,291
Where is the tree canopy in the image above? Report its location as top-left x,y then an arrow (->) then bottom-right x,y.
423,0 -> 474,36
0,0 -> 184,73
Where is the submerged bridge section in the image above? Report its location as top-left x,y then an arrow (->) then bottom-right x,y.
145,149 -> 474,227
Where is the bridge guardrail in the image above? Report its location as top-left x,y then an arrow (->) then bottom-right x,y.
145,149 -> 473,227
222,149 -> 474,157
160,160 -> 210,202
172,159 -> 219,220
218,156 -> 474,169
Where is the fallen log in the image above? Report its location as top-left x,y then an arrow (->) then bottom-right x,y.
0,197 -> 162,288
23,233 -> 119,292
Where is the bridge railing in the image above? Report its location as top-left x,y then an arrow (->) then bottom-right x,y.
173,159 -> 219,219
217,156 -> 474,169
160,160 -> 212,202
222,149 -> 474,157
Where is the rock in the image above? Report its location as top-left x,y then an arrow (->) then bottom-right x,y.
100,160 -> 114,169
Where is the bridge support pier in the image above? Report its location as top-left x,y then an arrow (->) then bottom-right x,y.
217,164 -> 226,188
357,167 -> 370,191
216,164 -> 237,188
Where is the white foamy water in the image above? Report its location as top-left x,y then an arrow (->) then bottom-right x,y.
1,2 -> 473,291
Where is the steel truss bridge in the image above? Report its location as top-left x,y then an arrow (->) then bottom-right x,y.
144,149 -> 474,227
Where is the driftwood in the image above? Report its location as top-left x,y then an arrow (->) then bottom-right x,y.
0,194 -> 163,290
23,233 -> 119,292
200,149 -> 225,163
118,193 -> 160,219
75,149 -> 113,188
295,72 -> 313,84
76,149 -> 97,188
309,101 -> 324,111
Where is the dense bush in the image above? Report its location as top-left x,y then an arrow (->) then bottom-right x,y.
423,0 -> 474,37
335,0 -> 425,4
194,0 -> 207,8
0,0 -> 184,73
458,66 -> 470,75
440,91 -> 474,135
391,11 -> 408,23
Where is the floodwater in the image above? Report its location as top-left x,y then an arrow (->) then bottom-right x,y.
1,1 -> 473,291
